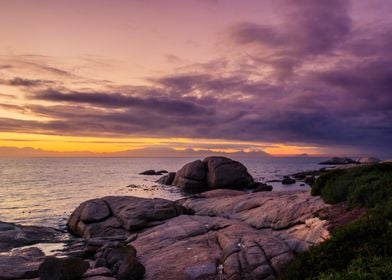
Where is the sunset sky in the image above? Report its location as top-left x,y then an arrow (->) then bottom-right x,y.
0,0 -> 391,157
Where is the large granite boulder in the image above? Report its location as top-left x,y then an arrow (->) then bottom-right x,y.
160,156 -> 254,192
0,247 -> 45,279
203,156 -> 253,189
172,160 -> 207,191
0,221 -> 62,252
67,196 -> 187,239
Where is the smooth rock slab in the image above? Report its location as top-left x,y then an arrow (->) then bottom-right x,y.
0,247 -> 44,280
132,215 -> 294,280
179,190 -> 329,231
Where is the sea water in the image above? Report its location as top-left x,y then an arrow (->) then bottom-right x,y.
0,157 -> 326,229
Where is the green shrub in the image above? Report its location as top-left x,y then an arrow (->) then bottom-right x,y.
284,163 -> 392,279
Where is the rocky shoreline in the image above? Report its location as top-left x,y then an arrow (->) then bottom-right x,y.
0,156 -> 375,279
1,189 -> 335,280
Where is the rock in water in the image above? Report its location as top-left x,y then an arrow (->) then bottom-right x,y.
0,247 -> 45,279
247,182 -> 273,192
139,170 -> 157,175
0,221 -> 62,252
282,177 -> 296,185
203,156 -> 253,189
39,256 -> 89,280
172,160 -> 207,191
319,157 -> 357,165
156,172 -> 176,185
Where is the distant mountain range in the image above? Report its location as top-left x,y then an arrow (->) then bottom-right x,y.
0,146 -> 272,158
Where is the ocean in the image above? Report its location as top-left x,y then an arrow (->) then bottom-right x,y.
0,157 -> 326,229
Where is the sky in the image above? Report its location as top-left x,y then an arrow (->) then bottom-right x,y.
0,0 -> 391,157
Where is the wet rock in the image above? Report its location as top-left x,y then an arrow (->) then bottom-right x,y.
156,170 -> 168,175
0,221 -> 62,252
319,157 -> 357,165
67,196 -> 186,239
0,247 -> 45,279
156,172 -> 176,185
304,176 -> 316,185
172,160 -> 207,191
39,256 -> 89,280
282,177 -> 296,185
291,170 -> 321,179
203,156 -> 253,189
139,170 -> 157,175
247,182 -> 273,192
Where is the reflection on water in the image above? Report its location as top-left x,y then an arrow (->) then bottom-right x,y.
0,157 -> 325,228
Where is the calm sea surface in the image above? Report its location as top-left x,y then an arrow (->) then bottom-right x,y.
0,157 -> 326,229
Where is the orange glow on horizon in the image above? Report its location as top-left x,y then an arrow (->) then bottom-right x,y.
0,132 -> 322,156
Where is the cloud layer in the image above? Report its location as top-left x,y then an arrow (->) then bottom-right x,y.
0,0 -> 391,156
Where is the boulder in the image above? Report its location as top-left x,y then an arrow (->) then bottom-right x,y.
282,177 -> 296,185
156,172 -> 176,185
0,247 -> 45,279
319,157 -> 357,165
39,256 -> 89,280
247,182 -> 273,192
67,196 -> 186,239
358,157 -> 381,164
172,160 -> 207,190
101,245 -> 145,280
139,170 -> 169,176
203,156 -> 253,189
67,189 -> 331,280
304,176 -> 316,185
0,221 -> 62,252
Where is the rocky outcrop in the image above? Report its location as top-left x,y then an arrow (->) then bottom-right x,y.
139,170 -> 168,176
39,256 -> 89,280
159,156 -> 255,192
133,215 -> 293,279
67,196 -> 187,239
0,221 -> 63,252
172,160 -> 207,191
282,177 -> 296,185
67,189 -> 331,279
203,156 -> 253,189
179,190 -> 328,231
0,247 -> 45,279
156,172 -> 176,185
319,157 -> 357,165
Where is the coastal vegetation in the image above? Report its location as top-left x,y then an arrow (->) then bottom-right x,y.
284,163 -> 392,279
